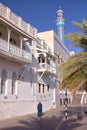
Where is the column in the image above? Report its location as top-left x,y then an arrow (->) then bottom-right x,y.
20,36 -> 23,49
7,28 -> 11,51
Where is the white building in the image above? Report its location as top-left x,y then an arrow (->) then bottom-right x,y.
38,30 -> 72,106
0,3 -> 71,120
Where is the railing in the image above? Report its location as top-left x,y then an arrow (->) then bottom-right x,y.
0,38 -> 32,62
37,39 -> 55,58
38,63 -> 56,74
9,44 -> 22,56
37,38 -> 52,53
0,3 -> 37,38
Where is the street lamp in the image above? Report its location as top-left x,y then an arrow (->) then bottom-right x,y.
65,89 -> 68,119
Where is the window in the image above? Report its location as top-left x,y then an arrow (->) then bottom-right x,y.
38,83 -> 45,94
1,79 -> 5,94
1,69 -> 7,94
38,83 -> 41,93
42,84 -> 44,93
38,54 -> 45,63
38,57 -> 41,63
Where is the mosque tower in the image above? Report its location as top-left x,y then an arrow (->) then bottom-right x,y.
56,7 -> 65,42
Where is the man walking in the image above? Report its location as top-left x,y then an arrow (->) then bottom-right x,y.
37,102 -> 43,117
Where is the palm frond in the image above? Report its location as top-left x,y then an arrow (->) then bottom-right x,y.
72,21 -> 83,31
65,33 -> 87,51
59,20 -> 87,93
82,19 -> 87,33
59,52 -> 87,92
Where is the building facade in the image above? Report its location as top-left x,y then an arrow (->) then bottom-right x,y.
38,30 -> 71,106
0,3 -> 71,120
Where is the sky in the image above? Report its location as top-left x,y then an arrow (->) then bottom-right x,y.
0,0 -> 87,53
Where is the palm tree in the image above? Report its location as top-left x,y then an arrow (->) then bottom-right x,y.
59,19 -> 87,94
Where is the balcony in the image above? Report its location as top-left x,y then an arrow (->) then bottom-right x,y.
36,38 -> 55,58
0,38 -> 32,64
37,63 -> 56,75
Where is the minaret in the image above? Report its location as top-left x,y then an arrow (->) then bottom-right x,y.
56,7 -> 65,42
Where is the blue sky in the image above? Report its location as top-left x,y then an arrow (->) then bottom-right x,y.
0,0 -> 87,52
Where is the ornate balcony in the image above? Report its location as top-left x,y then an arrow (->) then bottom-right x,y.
37,63 -> 56,75
36,38 -> 55,58
36,38 -> 57,75
0,38 -> 32,64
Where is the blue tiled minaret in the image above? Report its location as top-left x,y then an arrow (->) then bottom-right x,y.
56,7 -> 65,42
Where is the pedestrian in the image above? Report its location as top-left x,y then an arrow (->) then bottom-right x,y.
37,102 -> 43,117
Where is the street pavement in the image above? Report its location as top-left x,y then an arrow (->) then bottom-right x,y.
0,105 -> 87,130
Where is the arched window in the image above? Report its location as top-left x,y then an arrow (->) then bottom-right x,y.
38,54 -> 45,63
42,84 -> 44,93
12,72 -> 17,95
1,69 -> 7,94
38,83 -> 41,93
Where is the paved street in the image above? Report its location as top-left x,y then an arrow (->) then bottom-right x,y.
0,105 -> 87,130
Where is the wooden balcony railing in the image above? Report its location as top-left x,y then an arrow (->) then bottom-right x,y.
0,38 -> 32,63
37,63 -> 56,74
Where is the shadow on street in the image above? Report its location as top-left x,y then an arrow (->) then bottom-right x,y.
1,115 -> 63,130
0,105 -> 87,130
